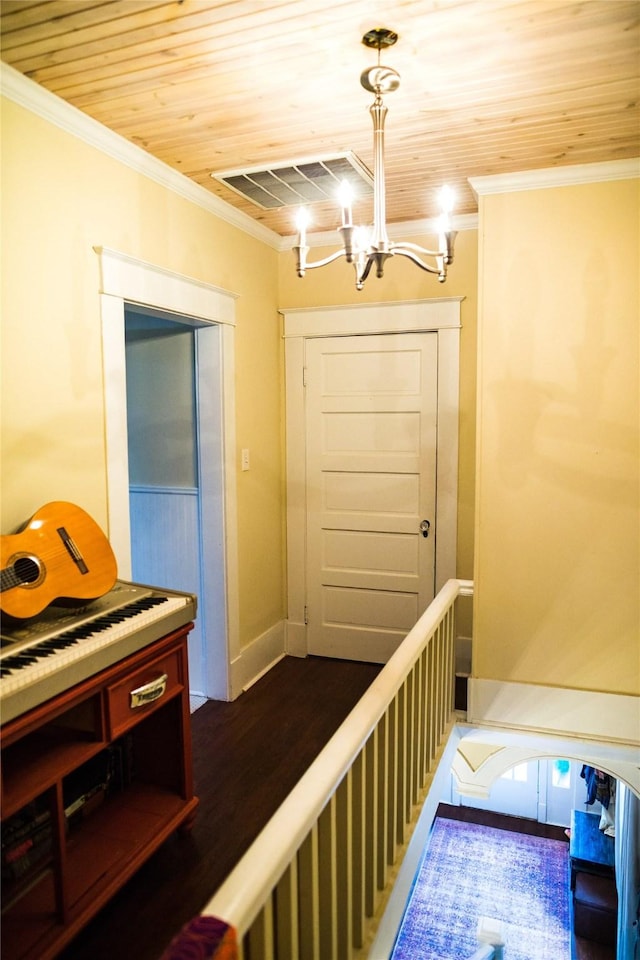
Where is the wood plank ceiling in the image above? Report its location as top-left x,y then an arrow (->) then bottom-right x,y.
1,0 -> 639,237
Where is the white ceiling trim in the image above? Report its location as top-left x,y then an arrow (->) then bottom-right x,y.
469,158 -> 640,197
0,62 -> 281,251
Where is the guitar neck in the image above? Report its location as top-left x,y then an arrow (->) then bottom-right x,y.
0,567 -> 22,593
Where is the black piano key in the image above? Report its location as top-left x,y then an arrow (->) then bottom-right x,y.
2,655 -> 39,669
37,640 -> 73,653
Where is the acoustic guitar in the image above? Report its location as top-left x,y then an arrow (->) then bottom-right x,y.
0,501 -> 117,619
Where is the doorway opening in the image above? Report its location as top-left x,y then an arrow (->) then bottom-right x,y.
282,298 -> 462,659
124,305 -> 225,701
446,757 -> 585,826
96,246 -> 239,702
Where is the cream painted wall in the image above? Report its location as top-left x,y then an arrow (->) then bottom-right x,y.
7,91 -> 635,702
474,178 -> 639,696
0,97 -> 284,648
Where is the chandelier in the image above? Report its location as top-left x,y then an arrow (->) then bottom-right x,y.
293,28 -> 456,289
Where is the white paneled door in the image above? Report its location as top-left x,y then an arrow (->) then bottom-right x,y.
305,333 -> 438,662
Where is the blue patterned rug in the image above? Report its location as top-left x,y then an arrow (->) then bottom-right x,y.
391,817 -> 571,960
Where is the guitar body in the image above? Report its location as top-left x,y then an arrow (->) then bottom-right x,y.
1,502 -> 117,619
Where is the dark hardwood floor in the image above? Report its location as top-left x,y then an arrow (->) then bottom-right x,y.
56,657 -> 615,960
58,655 -> 382,960
437,800 -> 568,840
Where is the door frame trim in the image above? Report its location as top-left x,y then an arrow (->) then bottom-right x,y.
95,246 -> 239,699
281,298 -> 462,656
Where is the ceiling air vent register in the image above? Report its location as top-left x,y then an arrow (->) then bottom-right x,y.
212,153 -> 373,209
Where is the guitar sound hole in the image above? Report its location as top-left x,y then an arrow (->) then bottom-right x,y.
13,556 -> 41,585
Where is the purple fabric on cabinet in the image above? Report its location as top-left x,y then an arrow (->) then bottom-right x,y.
159,915 -> 238,960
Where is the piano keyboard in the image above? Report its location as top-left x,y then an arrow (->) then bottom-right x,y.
1,580 -> 197,724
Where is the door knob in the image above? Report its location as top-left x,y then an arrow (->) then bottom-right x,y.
420,520 -> 431,538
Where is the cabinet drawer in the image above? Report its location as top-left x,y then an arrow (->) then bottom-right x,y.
106,648 -> 184,737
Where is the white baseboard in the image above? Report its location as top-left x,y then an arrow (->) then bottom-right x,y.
468,678 -> 640,746
229,620 -> 286,698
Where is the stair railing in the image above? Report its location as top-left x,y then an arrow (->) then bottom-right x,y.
201,577 -> 473,959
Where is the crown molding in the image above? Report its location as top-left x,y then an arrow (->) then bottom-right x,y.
469,158 -> 640,197
7,62 -> 633,250
1,62 -> 281,251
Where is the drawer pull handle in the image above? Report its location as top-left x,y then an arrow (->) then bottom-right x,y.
130,673 -> 168,709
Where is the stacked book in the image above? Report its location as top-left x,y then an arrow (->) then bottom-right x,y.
2,803 -> 52,882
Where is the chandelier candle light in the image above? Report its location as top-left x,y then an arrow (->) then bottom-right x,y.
294,28 -> 457,289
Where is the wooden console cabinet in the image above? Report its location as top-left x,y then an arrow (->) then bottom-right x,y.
1,625 -> 198,960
